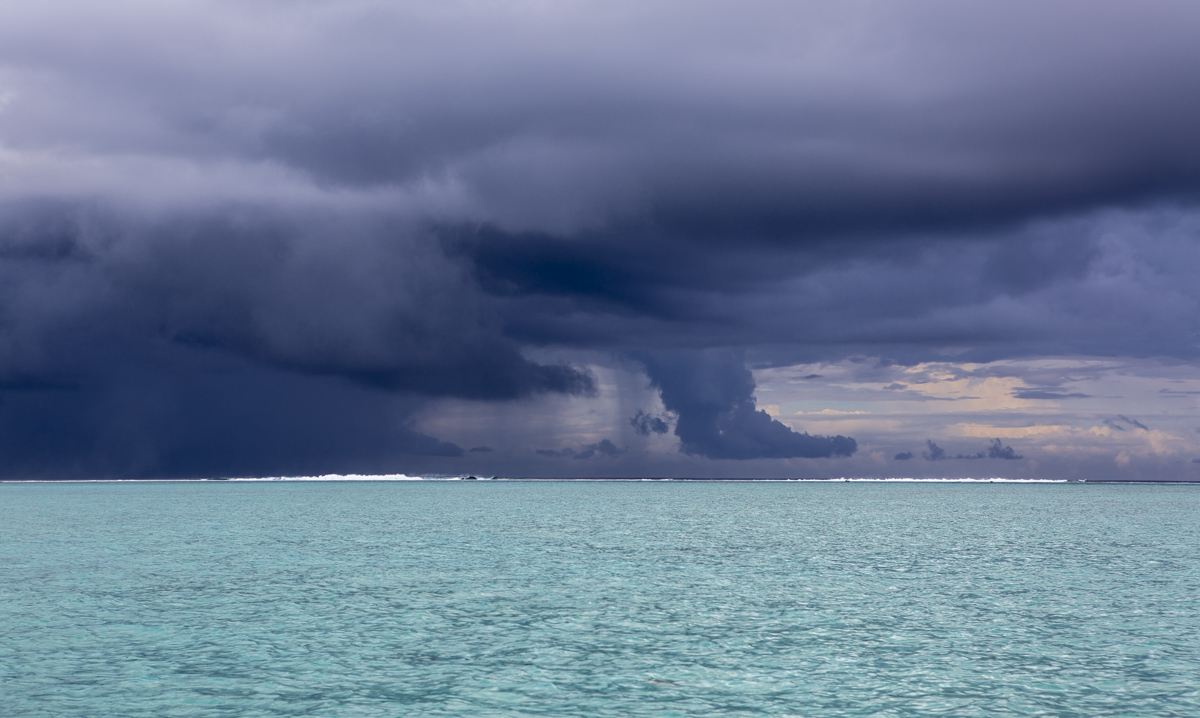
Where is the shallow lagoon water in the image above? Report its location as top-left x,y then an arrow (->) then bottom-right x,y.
2,481 -> 1198,717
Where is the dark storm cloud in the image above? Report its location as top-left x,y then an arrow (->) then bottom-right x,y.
951,440 -> 1024,460
0,203 -> 599,477
986,440 -> 1023,460
630,410 -> 670,437
922,439 -> 1022,461
1013,390 -> 1092,400
1105,415 -> 1150,432
0,205 -> 595,401
635,349 -> 856,459
456,210 -> 1200,367
0,349 -> 464,480
894,452 -> 914,461
1,1 -> 1200,475
451,222 -> 1103,351
1118,415 -> 1150,431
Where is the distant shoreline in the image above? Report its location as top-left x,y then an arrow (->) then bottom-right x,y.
4,477 -> 1200,484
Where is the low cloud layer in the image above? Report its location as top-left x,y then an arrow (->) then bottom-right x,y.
630,410 -> 670,437
918,439 -> 1022,461
637,350 -> 856,460
537,439 -> 623,460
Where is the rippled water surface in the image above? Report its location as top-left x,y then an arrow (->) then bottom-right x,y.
3,481 -> 1199,717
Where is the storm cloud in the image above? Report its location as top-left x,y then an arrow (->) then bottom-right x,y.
1013,390 -> 1092,400
636,350 -> 856,460
630,410 -> 670,437
986,440 -> 1024,461
916,439 -> 1022,462
1,1 -> 1199,476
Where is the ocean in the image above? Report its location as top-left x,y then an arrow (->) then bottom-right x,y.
2,480 -> 1198,716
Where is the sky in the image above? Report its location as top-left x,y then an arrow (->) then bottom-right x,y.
2,0 -> 1199,480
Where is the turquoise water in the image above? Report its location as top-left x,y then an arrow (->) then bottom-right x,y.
2,481 -> 1199,717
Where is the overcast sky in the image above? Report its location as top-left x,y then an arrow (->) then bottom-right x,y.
2,0 -> 1199,479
